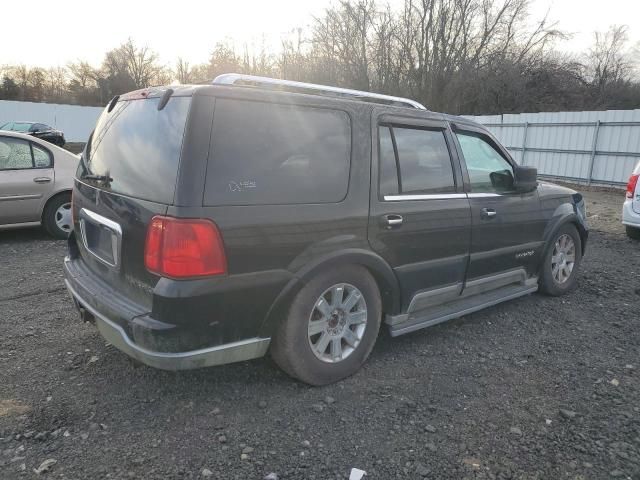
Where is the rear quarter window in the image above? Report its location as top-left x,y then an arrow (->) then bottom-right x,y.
204,99 -> 351,206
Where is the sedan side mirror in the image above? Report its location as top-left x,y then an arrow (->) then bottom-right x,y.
513,165 -> 538,193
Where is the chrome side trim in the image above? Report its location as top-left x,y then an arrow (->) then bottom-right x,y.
0,221 -> 41,230
65,279 -> 271,370
213,73 -> 428,110
467,193 -> 502,198
0,194 -> 42,201
384,193 -> 467,201
78,208 -> 122,269
383,192 -> 503,201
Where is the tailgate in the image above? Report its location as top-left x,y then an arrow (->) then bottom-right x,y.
72,181 -> 167,310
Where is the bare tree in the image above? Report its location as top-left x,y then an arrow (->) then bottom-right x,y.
176,58 -> 192,84
2,2 -> 640,112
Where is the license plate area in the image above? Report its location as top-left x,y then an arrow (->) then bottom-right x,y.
79,209 -> 122,269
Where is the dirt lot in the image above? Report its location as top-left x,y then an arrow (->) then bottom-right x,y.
1,188 -> 638,480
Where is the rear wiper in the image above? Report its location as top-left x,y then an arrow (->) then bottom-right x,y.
83,174 -> 113,183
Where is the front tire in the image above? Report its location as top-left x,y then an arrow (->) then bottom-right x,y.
626,226 -> 640,240
539,224 -> 582,296
43,193 -> 72,239
270,265 -> 381,385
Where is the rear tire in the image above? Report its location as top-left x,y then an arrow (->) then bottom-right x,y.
539,224 -> 582,296
626,226 -> 640,240
43,193 -> 72,239
270,265 -> 381,386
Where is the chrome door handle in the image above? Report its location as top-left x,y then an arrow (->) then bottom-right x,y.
33,177 -> 51,184
481,208 -> 497,219
383,214 -> 403,228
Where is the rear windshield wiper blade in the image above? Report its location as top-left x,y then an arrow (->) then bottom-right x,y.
83,174 -> 113,183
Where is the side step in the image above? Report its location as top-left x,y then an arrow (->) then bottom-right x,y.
387,280 -> 538,337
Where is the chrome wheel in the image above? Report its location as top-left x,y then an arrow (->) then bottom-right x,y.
55,202 -> 72,233
551,234 -> 575,284
308,283 -> 368,363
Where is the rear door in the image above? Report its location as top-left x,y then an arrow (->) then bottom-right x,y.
451,124 -> 546,288
368,110 -> 471,312
0,135 -> 54,224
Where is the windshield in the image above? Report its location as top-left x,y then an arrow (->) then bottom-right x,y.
78,96 -> 191,204
12,123 -> 32,132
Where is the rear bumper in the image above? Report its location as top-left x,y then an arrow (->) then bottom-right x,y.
63,256 -> 272,370
622,200 -> 640,227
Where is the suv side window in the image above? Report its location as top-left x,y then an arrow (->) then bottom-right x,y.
378,125 -> 456,197
456,131 -> 514,193
0,137 -> 34,170
205,99 -> 351,206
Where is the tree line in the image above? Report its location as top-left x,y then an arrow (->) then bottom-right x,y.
1,0 -> 639,115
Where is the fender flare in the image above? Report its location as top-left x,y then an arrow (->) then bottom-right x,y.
539,206 -> 588,274
259,248 -> 401,337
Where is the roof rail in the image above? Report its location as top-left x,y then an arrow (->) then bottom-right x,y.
212,74 -> 427,110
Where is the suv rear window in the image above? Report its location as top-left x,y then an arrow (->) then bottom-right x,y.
204,99 -> 351,206
81,96 -> 191,204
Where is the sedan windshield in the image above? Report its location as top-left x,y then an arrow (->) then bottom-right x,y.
12,123 -> 32,132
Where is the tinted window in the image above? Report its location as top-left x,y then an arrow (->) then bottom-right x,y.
0,137 -> 33,170
0,122 -> 12,130
456,132 -> 513,192
82,97 -> 191,204
31,123 -> 49,132
32,144 -> 52,167
379,126 -> 399,196
393,127 -> 455,194
205,99 -> 351,206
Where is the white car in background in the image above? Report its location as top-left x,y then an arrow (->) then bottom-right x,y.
623,160 -> 640,240
0,130 -> 78,238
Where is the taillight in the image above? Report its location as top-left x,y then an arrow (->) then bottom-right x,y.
626,174 -> 639,199
144,216 -> 227,278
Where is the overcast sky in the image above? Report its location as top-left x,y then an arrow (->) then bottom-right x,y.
2,0 -> 639,68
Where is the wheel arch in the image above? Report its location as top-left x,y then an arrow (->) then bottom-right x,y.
259,249 -> 401,337
539,210 -> 587,276
40,189 -> 72,221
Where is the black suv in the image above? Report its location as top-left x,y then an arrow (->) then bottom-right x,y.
64,75 -> 588,385
0,121 -> 66,146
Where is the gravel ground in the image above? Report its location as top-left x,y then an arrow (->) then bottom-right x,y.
1,187 -> 639,480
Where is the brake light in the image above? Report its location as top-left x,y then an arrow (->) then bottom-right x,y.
626,173 -> 639,199
144,216 -> 227,278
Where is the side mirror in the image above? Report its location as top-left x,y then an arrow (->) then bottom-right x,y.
489,169 -> 514,191
513,165 -> 538,193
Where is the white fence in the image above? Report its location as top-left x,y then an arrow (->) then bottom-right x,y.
0,100 -> 103,143
465,109 -> 640,187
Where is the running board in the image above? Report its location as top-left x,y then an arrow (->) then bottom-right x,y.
387,280 -> 538,337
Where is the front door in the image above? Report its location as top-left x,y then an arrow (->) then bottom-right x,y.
451,125 -> 546,290
368,111 -> 471,313
0,136 -> 54,224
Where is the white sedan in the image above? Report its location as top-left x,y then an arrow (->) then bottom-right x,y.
0,130 -> 79,238
622,160 -> 640,240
